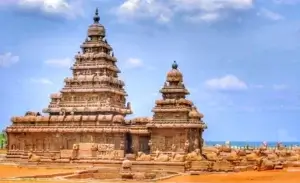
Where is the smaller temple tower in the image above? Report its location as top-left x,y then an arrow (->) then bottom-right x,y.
147,61 -> 207,154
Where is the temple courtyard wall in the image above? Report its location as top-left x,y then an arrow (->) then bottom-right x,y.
3,142 -> 300,174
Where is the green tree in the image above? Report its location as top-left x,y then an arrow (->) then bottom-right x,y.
0,140 -> 3,149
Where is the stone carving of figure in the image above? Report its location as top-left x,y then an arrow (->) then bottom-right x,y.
126,102 -> 131,110
105,98 -> 110,107
193,138 -> 199,150
184,140 -> 190,153
171,144 -> 176,152
120,140 -> 124,150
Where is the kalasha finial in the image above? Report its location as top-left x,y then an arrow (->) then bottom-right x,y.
172,60 -> 178,69
93,8 -> 100,23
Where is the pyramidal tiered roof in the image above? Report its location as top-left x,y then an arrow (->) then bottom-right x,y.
43,8 -> 132,118
147,61 -> 206,128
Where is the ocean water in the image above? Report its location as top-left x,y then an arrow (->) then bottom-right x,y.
205,141 -> 300,147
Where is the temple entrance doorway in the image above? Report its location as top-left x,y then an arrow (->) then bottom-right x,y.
139,136 -> 150,154
125,132 -> 132,154
67,139 -> 76,149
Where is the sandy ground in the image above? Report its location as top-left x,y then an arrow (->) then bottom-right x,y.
0,164 -> 300,183
160,169 -> 300,183
0,165 -> 75,179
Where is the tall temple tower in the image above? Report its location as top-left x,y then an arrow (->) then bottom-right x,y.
43,8 -> 132,118
5,9 -> 207,162
6,9 -> 137,158
147,61 -> 207,153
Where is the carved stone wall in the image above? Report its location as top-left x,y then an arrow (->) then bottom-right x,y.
7,132 -> 126,155
150,129 -> 187,153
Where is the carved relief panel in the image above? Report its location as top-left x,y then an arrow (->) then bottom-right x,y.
95,134 -> 106,144
164,136 -> 173,151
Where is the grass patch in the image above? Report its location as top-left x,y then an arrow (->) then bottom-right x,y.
0,132 -> 7,149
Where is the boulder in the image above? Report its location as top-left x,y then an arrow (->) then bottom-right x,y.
190,160 -> 213,171
204,152 -> 218,161
212,160 -> 234,172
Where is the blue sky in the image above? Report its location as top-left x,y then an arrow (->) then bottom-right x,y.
0,0 -> 300,142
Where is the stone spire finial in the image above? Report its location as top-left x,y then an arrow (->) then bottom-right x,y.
93,8 -> 100,23
172,61 -> 178,70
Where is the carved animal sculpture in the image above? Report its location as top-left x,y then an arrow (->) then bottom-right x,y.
218,145 -> 231,153
204,152 -> 218,161
266,153 -> 278,161
246,152 -> 259,161
257,158 -> 274,171
202,147 -> 220,156
260,149 -> 274,156
154,151 -> 169,162
136,152 -> 152,161
186,149 -> 202,161
236,149 -> 247,156
171,152 -> 186,162
275,149 -> 289,157
224,151 -> 239,161
286,150 -> 295,156
288,154 -> 300,161
28,153 -> 41,162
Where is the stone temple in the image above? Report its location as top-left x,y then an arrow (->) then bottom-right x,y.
5,9 -> 207,161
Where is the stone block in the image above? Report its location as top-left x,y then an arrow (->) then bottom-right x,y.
212,160 -> 234,172
78,143 -> 95,151
60,150 -> 73,159
78,150 -> 92,158
190,161 -> 212,171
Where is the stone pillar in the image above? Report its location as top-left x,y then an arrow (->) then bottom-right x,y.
132,135 -> 139,154
199,129 -> 204,154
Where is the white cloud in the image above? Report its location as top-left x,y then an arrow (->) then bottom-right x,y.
171,0 -> 253,12
205,75 -> 248,91
116,0 -> 254,23
185,12 -> 221,23
0,52 -> 19,67
257,8 -> 284,21
45,58 -> 72,68
116,0 -> 173,23
30,78 -> 53,85
125,58 -> 143,68
1,0 -> 84,19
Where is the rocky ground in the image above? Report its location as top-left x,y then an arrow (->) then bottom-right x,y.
0,164 -> 300,183
2,145 -> 300,183
161,169 -> 300,183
